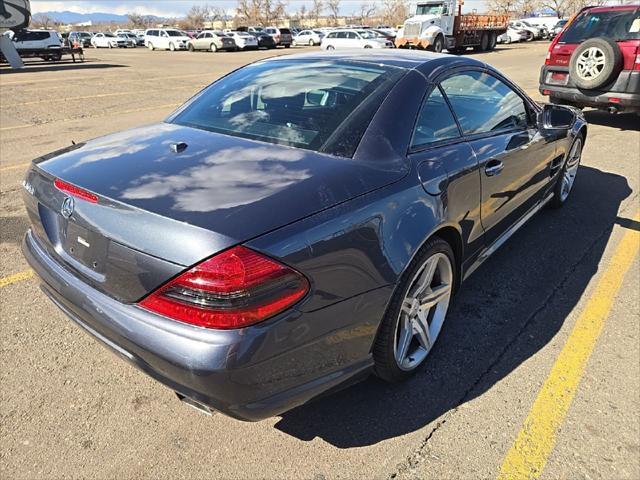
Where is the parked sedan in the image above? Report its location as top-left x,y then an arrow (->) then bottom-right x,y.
228,31 -> 258,50
251,31 -> 277,49
293,29 -> 324,46
22,51 -> 586,421
91,33 -> 128,48
187,31 -> 237,52
497,27 -> 528,44
321,29 -> 394,50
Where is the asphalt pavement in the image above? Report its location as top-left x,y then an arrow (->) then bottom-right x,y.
1,42 -> 638,479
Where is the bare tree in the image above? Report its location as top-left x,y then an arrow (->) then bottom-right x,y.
357,2 -> 377,24
296,4 -> 307,20
486,0 -> 521,15
327,0 -> 341,26
310,0 -> 324,24
236,0 -> 287,26
182,5 -> 210,29
380,0 -> 408,26
32,13 -> 55,29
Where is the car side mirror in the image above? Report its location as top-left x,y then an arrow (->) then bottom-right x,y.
539,104 -> 577,130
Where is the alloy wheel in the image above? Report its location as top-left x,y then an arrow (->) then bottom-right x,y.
560,137 -> 582,202
394,252 -> 453,371
576,47 -> 605,81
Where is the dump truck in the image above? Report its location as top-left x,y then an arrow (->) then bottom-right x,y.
395,0 -> 508,53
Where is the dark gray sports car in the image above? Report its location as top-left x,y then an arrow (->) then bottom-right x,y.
22,51 -> 587,421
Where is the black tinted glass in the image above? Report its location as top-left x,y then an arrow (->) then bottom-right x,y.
172,60 -> 405,155
411,87 -> 460,148
441,71 -> 528,135
561,8 -> 639,42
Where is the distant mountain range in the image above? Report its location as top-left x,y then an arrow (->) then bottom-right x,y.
33,11 -> 167,24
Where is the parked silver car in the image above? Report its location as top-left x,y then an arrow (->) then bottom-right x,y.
187,30 -> 237,52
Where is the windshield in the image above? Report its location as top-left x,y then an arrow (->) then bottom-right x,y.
171,60 -> 405,153
416,4 -> 443,15
166,30 -> 184,37
561,8 -> 639,43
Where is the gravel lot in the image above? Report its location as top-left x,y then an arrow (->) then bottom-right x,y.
1,42 -> 638,479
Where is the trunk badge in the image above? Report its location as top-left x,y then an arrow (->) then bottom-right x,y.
61,197 -> 74,218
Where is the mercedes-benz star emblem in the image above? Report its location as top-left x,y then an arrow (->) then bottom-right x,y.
61,196 -> 75,218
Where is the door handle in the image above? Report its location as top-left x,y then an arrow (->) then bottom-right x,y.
485,160 -> 504,177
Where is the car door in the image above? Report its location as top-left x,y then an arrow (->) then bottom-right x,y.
194,32 -> 206,50
159,30 -> 169,49
439,69 -> 557,245
408,85 -> 485,270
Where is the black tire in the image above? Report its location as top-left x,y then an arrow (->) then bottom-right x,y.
210,43 -> 217,52
488,32 -> 497,50
549,134 -> 583,209
570,37 -> 623,90
364,44 -> 373,49
474,33 -> 489,52
448,46 -> 465,54
284,44 -> 290,48
326,45 -> 335,50
526,31 -> 534,42
373,237 -> 456,382
428,34 -> 444,53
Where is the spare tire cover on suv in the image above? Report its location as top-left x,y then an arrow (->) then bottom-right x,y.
570,37 -> 623,90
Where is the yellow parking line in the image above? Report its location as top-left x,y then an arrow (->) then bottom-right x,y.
497,211 -> 640,480
0,269 -> 34,288
0,162 -> 29,171
0,124 -> 33,132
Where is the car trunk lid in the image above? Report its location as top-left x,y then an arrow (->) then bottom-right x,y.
25,123 -> 405,301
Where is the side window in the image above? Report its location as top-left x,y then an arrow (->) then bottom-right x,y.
440,71 -> 529,135
411,87 -> 461,148
336,31 -> 347,39
347,32 -> 358,39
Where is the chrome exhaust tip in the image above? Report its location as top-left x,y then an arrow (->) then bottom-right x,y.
175,392 -> 214,416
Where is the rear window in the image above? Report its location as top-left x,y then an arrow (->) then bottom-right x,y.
171,60 -> 405,155
280,28 -> 291,34
560,8 -> 639,43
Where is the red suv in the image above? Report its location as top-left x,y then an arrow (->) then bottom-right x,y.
539,5 -> 639,113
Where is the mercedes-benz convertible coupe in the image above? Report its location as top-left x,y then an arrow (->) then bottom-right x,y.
22,51 -> 587,421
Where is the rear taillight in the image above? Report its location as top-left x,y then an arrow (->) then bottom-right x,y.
139,246 -> 309,329
54,178 -> 98,203
635,47 -> 640,71
545,50 -> 551,65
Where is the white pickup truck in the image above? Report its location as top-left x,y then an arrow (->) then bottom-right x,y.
396,0 -> 508,53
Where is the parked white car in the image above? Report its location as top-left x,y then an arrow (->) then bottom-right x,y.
228,31 -> 259,50
3,29 -> 62,60
144,28 -> 191,51
293,29 -> 324,46
320,29 -> 394,50
508,20 -> 545,40
91,32 -> 128,48
497,28 -> 528,44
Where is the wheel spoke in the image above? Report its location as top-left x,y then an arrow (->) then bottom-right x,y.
414,310 -> 432,351
396,319 -> 413,362
409,256 -> 438,298
401,298 -> 414,316
420,283 -> 451,309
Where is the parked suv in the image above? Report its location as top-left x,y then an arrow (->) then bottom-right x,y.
4,29 -> 62,61
263,27 -> 292,47
539,5 -> 640,113
144,28 -> 191,51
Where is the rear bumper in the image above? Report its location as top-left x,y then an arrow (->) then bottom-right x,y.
539,66 -> 640,111
22,229 -> 383,421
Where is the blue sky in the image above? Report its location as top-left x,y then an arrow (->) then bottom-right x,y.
31,0 -> 488,17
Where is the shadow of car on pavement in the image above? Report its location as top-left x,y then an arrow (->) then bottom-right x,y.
274,165 -> 632,448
